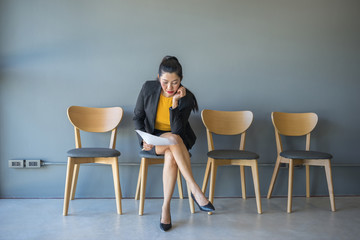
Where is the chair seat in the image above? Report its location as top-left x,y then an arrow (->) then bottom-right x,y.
207,150 -> 259,160
139,150 -> 192,159
280,150 -> 332,159
67,148 -> 121,158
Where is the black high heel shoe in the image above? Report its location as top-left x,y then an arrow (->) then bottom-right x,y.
191,193 -> 215,212
160,213 -> 172,232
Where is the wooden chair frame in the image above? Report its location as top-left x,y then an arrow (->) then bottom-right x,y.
63,106 -> 123,216
267,112 -> 335,213
135,156 -> 195,215
201,110 -> 262,214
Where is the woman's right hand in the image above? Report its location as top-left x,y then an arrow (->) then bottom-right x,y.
142,141 -> 154,151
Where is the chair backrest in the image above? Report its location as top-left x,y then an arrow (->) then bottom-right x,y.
67,106 -> 124,148
271,112 -> 318,153
201,109 -> 253,151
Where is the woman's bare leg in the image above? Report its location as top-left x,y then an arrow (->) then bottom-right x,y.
161,149 -> 177,224
156,133 -> 209,206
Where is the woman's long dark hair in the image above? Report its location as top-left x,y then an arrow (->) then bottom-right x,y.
158,56 -> 198,112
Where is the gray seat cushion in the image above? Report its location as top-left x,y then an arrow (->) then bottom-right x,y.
67,148 -> 120,158
207,150 -> 259,160
139,150 -> 192,159
280,150 -> 332,159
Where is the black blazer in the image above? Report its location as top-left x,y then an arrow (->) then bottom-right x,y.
133,80 -> 196,150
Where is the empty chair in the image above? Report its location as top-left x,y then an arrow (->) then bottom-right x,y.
201,109 -> 262,214
63,106 -> 123,216
267,112 -> 336,213
135,151 -> 195,215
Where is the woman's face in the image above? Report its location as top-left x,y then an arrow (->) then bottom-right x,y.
159,72 -> 181,97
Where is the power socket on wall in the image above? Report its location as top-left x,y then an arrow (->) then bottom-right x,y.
9,160 -> 43,168
9,160 -> 25,168
25,160 -> 42,168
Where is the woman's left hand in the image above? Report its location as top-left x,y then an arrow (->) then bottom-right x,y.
173,86 -> 186,101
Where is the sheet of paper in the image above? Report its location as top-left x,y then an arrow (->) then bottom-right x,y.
135,130 -> 176,146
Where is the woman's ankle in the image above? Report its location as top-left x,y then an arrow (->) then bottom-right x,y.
162,203 -> 171,212
161,204 -> 171,223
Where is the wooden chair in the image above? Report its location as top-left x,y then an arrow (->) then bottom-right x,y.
63,106 -> 123,216
201,109 -> 262,214
267,112 -> 336,213
135,151 -> 195,215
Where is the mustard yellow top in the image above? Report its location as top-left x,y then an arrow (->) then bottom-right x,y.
155,94 -> 173,131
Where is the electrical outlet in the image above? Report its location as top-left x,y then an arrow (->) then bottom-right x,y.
25,160 -> 42,168
9,160 -> 25,168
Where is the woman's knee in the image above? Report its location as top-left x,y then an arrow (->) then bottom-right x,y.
162,133 -> 184,145
164,150 -> 177,168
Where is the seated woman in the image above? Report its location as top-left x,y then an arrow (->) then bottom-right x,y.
133,56 -> 215,231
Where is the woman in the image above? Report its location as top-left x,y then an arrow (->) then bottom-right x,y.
133,56 -> 215,231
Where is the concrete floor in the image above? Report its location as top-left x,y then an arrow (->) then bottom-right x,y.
0,197 -> 359,240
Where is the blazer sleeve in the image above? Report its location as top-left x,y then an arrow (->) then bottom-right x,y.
133,83 -> 146,146
169,91 -> 194,135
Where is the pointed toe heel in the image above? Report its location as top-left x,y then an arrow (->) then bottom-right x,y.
160,214 -> 172,232
191,193 -> 215,212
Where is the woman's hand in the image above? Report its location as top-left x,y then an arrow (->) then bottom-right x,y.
173,86 -> 186,101
142,141 -> 154,151
172,86 -> 186,108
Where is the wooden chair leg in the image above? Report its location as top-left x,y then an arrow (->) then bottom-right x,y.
267,156 -> 282,199
135,163 -> 142,200
240,165 -> 246,199
287,159 -> 294,213
63,157 -> 75,216
111,158 -> 122,215
177,169 -> 184,199
251,161 -> 262,214
202,159 -> 212,193
70,163 -> 80,200
306,165 -> 310,198
139,158 -> 149,215
208,159 -> 217,215
187,182 -> 195,213
324,160 -> 336,212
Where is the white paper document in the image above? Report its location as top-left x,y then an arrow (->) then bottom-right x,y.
135,130 -> 176,146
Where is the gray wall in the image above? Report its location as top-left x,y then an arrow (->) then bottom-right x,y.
1,0 -> 359,199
